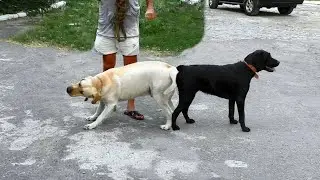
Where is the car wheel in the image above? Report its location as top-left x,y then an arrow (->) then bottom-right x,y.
278,7 -> 294,15
244,0 -> 260,16
209,0 -> 219,9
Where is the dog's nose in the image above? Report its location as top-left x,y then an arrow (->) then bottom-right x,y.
66,86 -> 72,94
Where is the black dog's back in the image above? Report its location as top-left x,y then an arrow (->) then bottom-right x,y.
176,63 -> 246,100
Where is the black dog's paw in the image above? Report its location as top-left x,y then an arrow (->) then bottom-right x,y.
186,119 -> 195,124
241,127 -> 251,132
172,125 -> 180,131
230,119 -> 238,124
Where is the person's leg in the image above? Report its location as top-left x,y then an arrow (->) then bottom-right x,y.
103,53 -> 116,71
120,37 -> 144,120
123,55 -> 137,111
94,35 -> 117,71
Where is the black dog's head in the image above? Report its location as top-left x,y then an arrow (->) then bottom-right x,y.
244,50 -> 280,72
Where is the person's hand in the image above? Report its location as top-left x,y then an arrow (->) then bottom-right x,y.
145,8 -> 156,21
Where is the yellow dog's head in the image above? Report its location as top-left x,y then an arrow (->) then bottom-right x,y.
66,76 -> 102,104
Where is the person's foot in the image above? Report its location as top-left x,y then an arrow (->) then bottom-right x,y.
124,110 -> 144,120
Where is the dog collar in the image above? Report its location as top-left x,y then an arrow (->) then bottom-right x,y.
243,61 -> 259,79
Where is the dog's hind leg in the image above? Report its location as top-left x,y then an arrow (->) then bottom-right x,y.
85,101 -> 105,121
168,99 -> 175,112
172,91 -> 196,130
181,92 -> 196,124
182,107 -> 195,124
153,94 -> 173,130
172,105 -> 183,131
83,103 -> 117,130
228,99 -> 238,124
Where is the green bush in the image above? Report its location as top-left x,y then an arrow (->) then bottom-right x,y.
0,0 -> 55,15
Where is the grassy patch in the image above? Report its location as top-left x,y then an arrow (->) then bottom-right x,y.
12,0 -> 204,54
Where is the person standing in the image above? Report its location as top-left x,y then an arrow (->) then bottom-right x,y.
93,0 -> 156,120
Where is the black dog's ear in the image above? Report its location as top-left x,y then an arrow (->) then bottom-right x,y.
262,51 -> 271,62
244,53 -> 254,64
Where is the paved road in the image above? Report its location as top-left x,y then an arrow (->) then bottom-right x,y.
0,2 -> 319,180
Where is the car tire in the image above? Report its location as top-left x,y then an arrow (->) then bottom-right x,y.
209,0 -> 219,9
278,7 -> 294,15
243,0 -> 260,16
240,5 -> 244,11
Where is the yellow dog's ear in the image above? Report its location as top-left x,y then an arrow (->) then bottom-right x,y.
90,76 -> 103,104
91,93 -> 101,104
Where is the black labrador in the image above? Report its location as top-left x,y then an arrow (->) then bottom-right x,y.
172,50 -> 280,132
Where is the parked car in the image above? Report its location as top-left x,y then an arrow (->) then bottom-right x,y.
209,0 -> 305,16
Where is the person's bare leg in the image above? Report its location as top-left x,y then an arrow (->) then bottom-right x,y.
123,55 -> 144,120
103,53 -> 116,71
123,55 -> 136,111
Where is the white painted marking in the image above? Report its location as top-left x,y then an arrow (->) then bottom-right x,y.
24,110 -> 33,117
211,172 -> 221,178
8,118 -> 67,151
72,111 -> 89,119
70,102 -> 89,108
0,58 -> 12,62
97,172 -> 107,175
172,131 -> 207,142
1,122 -> 16,132
224,160 -> 248,168
0,85 -> 14,90
12,158 -> 36,166
0,103 -> 14,111
0,116 -> 15,121
155,160 -> 198,180
230,137 -> 255,143
63,129 -> 157,180
0,116 -> 16,132
143,115 -> 153,120
190,104 -> 209,111
63,116 -> 71,122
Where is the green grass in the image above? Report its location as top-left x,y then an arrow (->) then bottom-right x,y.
12,0 -> 204,55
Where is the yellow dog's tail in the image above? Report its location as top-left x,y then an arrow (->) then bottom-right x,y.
164,66 -> 178,95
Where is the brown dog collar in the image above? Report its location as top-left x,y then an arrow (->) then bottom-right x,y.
243,61 -> 259,79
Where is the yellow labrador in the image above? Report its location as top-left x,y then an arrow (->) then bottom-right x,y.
66,61 -> 178,130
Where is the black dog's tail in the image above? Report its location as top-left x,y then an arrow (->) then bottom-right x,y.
177,65 -> 185,72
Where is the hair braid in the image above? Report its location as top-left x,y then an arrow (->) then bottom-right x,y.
114,0 -> 129,42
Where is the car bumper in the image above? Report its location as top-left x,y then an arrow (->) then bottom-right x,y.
259,0 -> 304,7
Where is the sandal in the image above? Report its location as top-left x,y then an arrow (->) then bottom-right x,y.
124,110 -> 144,120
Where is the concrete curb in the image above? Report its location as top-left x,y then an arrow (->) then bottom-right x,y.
0,1 -> 66,22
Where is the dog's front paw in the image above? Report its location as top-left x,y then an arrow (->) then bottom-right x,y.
83,124 -> 96,130
186,119 -> 195,124
85,116 -> 97,121
160,124 -> 171,130
241,126 -> 250,132
230,119 -> 238,124
172,125 -> 180,131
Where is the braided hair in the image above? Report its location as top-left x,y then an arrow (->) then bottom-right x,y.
114,0 -> 129,42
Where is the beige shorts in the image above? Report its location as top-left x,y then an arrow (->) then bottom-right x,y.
94,35 -> 139,56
